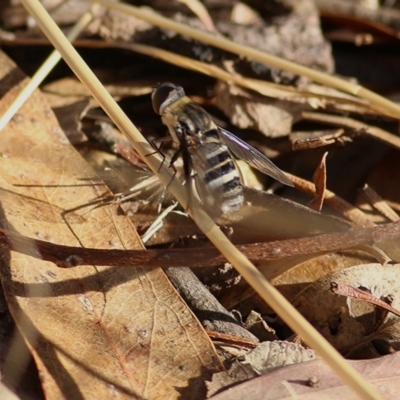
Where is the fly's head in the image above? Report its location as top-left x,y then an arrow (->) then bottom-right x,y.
152,82 -> 185,116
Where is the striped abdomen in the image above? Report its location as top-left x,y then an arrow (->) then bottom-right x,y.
189,134 -> 244,215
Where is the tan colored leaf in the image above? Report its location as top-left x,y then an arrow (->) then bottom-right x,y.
0,51 -> 221,399
223,250 -> 376,315
210,351 -> 400,399
293,263 -> 400,350
215,81 -> 305,138
308,152 -> 328,212
242,341 -> 317,375
207,341 -> 317,397
42,77 -> 152,108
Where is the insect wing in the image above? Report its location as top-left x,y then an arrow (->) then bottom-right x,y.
218,127 -> 293,187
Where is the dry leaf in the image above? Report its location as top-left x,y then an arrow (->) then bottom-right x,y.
242,341 -> 317,375
42,77 -> 152,108
209,351 -> 400,399
215,81 -> 305,138
0,51 -> 221,399
308,152 -> 328,212
293,263 -> 400,351
207,361 -> 256,398
225,250 -> 377,316
244,311 -> 278,342
207,341 -> 317,397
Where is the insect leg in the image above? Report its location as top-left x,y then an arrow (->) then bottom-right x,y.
145,137 -> 171,172
162,147 -> 182,197
178,137 -> 196,213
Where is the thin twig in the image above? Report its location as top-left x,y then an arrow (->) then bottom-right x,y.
302,111 -> 400,150
1,222 -> 398,269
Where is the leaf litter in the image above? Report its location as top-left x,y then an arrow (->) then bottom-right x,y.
0,51 -> 221,399
1,0 -> 400,399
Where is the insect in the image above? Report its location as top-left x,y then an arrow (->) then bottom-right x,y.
151,82 -> 293,218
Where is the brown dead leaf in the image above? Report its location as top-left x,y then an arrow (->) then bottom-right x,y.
271,250 -> 377,298
0,51 -> 221,399
42,77 -> 95,108
52,99 -> 90,144
207,341 -> 317,397
215,81 -> 306,138
207,360 -> 257,398
42,77 -> 152,109
293,263 -> 400,351
209,351 -> 400,399
242,341 -> 317,375
331,282 -> 400,318
308,151 -> 328,212
220,249 -> 376,320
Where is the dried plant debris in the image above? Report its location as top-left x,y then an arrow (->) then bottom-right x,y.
84,0 -> 333,82
316,0 -> 400,34
165,267 -> 258,341
42,77 -> 153,109
52,99 -> 90,145
83,0 -> 334,139
207,361 -> 257,398
244,311 -> 278,342
2,0 -> 92,30
293,263 -> 400,357
215,81 -> 307,138
214,0 -> 334,78
2,1 -> 400,399
0,51 -> 222,400
242,341 -> 317,374
290,129 -> 351,150
207,341 -> 317,397
209,352 -> 400,399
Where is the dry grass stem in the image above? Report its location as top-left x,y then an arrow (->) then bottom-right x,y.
114,42 -> 374,113
0,4 -> 101,132
177,0 -> 216,31
90,0 -> 400,119
360,185 -> 400,222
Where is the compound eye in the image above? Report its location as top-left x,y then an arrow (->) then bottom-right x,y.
151,83 -> 183,114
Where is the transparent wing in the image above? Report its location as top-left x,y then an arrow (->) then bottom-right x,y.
218,127 -> 293,187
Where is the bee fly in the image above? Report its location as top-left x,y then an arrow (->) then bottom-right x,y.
152,82 -> 293,218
